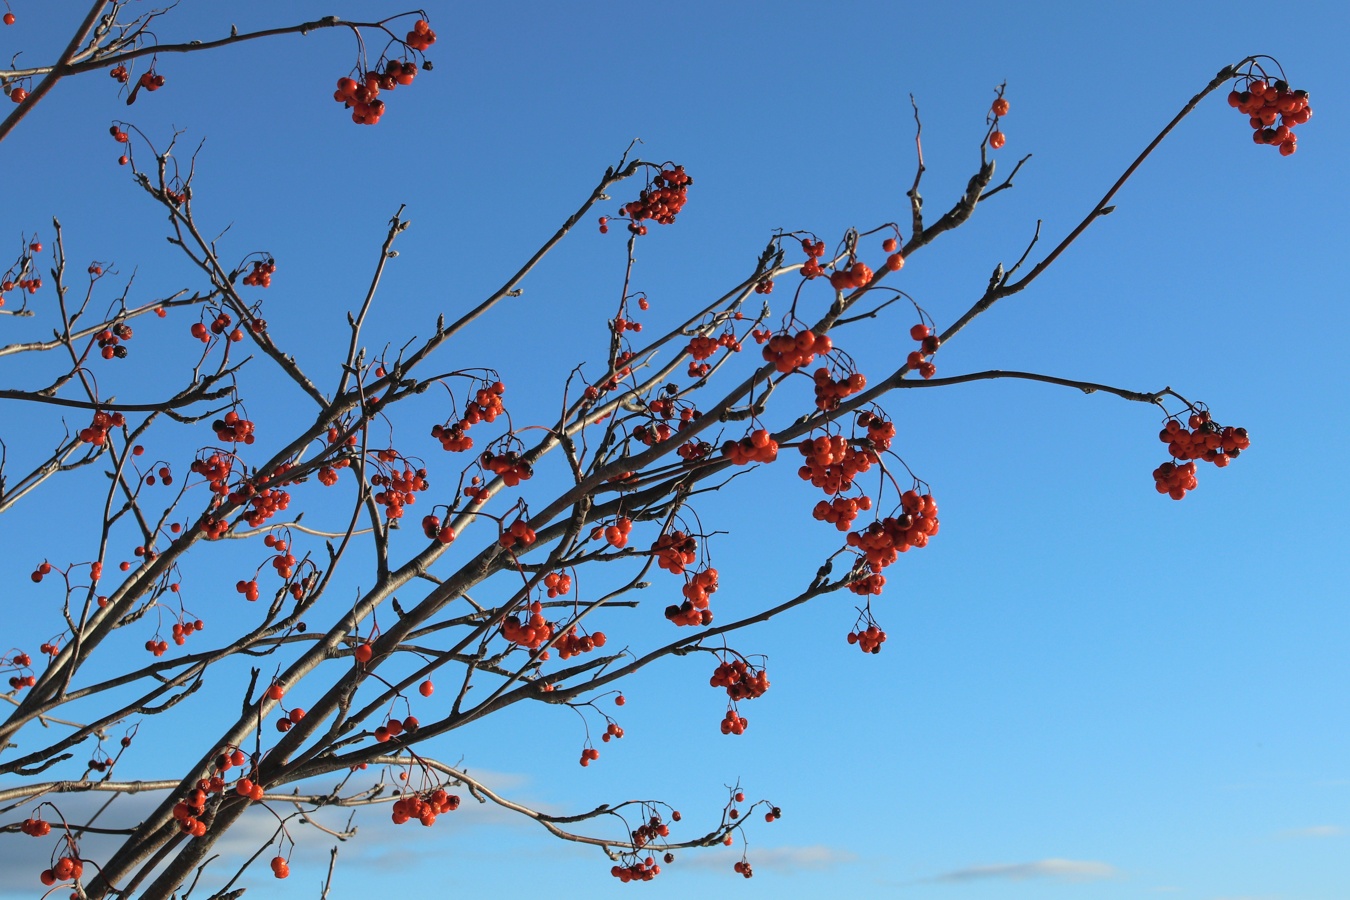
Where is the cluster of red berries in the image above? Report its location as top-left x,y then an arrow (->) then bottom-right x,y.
882,235 -> 906,271
190,310 -> 243,343
906,323 -> 941,379
1152,460 -> 1198,500
236,485 -> 290,527
812,367 -> 867,411
585,350 -> 637,399
605,166 -> 692,235
989,95 -> 1009,149
848,622 -> 888,653
199,747 -> 247,795
459,477 -> 490,505
812,494 -> 873,532
465,381 -> 507,425
686,330 -> 739,362
8,672 -> 36,691
233,774 -> 267,802
611,313 -> 643,335
391,788 -> 459,826
29,562 -> 52,583
799,237 -> 829,279
333,56 -> 421,125
846,490 -> 940,575
0,273 -> 29,306
404,18 -> 437,51
1228,78 -> 1311,155
144,637 -> 170,657
1153,411 -> 1250,500
579,746 -> 601,766
241,258 -> 275,287
630,814 -> 670,848
197,515 -> 227,540
270,856 -> 290,880
0,270 -> 40,298
87,753 -> 116,773
420,513 -> 457,545
138,69 -> 166,92
648,394 -> 702,423
828,260 -> 874,292
110,65 -> 128,83
502,601 -> 553,648
171,788 -> 210,837
93,323 -> 132,358
1159,412 -> 1249,465
481,448 -> 533,486
710,658 -> 769,701
39,857 -> 84,886
143,464 -> 173,486
274,706 -> 306,733
371,465 -> 429,520
652,530 -> 697,575
169,618 -> 204,646
190,452 -> 235,495
374,714 -> 418,742
212,410 -> 256,444
666,566 -> 718,626
555,626 -> 607,660
79,409 -> 125,445
266,538 -> 298,582
543,571 -> 572,597
633,421 -> 674,447
720,708 -> 749,735
595,516 -> 633,549
430,420 -> 472,452
602,720 -> 625,743
798,433 -> 877,496
678,439 -> 712,461
498,517 -> 537,550
722,428 -> 780,466
20,816 -> 51,836
760,328 -> 833,373
733,860 -> 755,879
610,857 -> 661,883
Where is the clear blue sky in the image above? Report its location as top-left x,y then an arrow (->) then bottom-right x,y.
2,1 -> 1347,898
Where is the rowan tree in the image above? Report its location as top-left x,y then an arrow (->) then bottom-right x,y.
0,4 -> 1317,897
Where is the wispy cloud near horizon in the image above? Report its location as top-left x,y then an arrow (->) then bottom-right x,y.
1279,824 -> 1342,839
927,857 -> 1119,883
682,843 -> 858,873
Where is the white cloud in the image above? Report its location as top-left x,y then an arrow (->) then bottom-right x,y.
1279,824 -> 1342,839
680,843 -> 857,873
930,858 -> 1119,883
0,767 -> 543,896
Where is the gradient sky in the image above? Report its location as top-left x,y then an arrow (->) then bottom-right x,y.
1,1 -> 1347,898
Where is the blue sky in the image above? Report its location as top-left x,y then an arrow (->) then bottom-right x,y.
1,1 -> 1347,897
